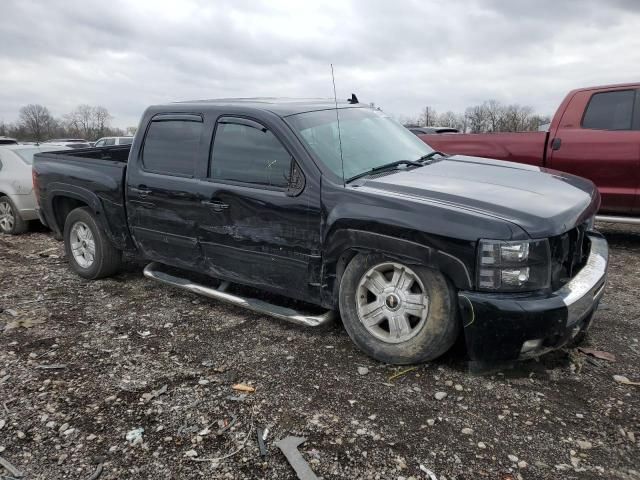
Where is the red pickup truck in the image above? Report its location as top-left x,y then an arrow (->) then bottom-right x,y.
421,83 -> 640,222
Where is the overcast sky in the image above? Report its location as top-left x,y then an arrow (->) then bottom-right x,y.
1,0 -> 639,128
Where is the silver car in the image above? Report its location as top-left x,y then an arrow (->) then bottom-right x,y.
0,144 -> 69,234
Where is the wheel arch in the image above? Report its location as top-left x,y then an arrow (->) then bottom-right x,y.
321,228 -> 473,308
46,184 -> 127,249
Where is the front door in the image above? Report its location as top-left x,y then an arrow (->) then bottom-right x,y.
198,116 -> 322,302
547,88 -> 640,215
126,114 -> 209,269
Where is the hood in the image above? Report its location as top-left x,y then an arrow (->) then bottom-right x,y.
359,155 -> 599,238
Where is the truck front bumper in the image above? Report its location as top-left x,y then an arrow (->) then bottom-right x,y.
459,233 -> 608,362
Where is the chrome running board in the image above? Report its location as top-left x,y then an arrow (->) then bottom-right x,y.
143,262 -> 335,328
596,215 -> 640,225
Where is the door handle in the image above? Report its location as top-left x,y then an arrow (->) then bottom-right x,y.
550,138 -> 562,151
133,185 -> 152,198
202,200 -> 229,212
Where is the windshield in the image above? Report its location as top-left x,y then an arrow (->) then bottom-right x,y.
12,146 -> 68,164
287,108 -> 433,180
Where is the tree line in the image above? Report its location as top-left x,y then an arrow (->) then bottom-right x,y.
0,104 -> 137,142
402,100 -> 551,133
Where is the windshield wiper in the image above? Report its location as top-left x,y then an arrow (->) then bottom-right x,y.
346,159 -> 422,183
416,151 -> 447,163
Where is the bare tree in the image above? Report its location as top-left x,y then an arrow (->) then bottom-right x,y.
483,100 -> 505,132
526,114 -> 551,131
465,105 -> 488,133
419,106 -> 438,127
64,105 -> 114,139
499,104 -> 531,132
18,104 -> 55,141
437,111 -> 465,130
94,106 -> 112,137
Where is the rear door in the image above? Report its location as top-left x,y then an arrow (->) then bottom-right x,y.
547,88 -> 640,214
196,115 -> 322,302
126,114 -> 210,269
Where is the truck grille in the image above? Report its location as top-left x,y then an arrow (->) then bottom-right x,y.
549,222 -> 590,290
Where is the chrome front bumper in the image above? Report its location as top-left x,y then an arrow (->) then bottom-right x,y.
556,233 -> 608,326
460,232 -> 609,362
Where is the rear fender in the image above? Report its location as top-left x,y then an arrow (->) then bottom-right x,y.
46,183 -> 129,250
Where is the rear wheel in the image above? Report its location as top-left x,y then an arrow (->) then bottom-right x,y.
339,253 -> 459,364
0,196 -> 28,235
63,207 -> 121,279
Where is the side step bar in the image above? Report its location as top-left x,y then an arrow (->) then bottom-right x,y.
143,262 -> 335,328
596,215 -> 640,225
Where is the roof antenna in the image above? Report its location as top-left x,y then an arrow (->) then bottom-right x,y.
348,93 -> 359,104
331,64 -> 346,187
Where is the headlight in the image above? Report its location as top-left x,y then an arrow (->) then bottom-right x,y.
477,238 -> 551,292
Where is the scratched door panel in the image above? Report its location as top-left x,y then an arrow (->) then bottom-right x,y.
198,183 -> 322,302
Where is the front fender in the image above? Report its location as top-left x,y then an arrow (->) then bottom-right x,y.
321,228 -> 473,308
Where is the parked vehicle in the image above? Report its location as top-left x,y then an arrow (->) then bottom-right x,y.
0,136 -> 18,145
406,125 -> 460,135
93,136 -> 133,147
45,138 -> 88,144
0,144 -> 69,234
43,139 -> 92,149
33,99 -> 608,364
420,83 -> 640,222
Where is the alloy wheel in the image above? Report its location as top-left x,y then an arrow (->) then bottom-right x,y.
355,262 -> 429,344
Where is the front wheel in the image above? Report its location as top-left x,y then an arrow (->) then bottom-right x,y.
339,254 -> 459,364
63,207 -> 121,279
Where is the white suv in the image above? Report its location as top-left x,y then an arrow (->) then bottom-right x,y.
94,136 -> 134,147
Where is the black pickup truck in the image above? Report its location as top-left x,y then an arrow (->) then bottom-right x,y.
33,99 -> 609,364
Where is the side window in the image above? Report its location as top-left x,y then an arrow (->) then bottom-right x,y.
210,122 -> 292,188
95,139 -> 105,147
582,90 -> 635,130
104,138 -> 116,146
142,120 -> 203,176
120,137 -> 133,145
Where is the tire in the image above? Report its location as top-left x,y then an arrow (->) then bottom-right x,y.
63,207 -> 121,279
0,196 -> 28,235
339,253 -> 459,365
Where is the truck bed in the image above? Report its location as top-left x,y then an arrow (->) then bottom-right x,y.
420,131 -> 549,167
45,144 -> 131,163
33,145 -> 132,249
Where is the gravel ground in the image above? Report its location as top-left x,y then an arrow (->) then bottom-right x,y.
1,223 -> 639,480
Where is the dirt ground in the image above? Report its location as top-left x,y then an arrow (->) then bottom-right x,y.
1,223 -> 639,480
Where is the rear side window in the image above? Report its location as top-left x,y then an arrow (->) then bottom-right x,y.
210,122 -> 291,188
582,90 -> 635,130
142,120 -> 203,176
120,137 -> 133,145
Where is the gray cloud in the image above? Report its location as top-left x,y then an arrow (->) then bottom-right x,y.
1,0 -> 639,129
